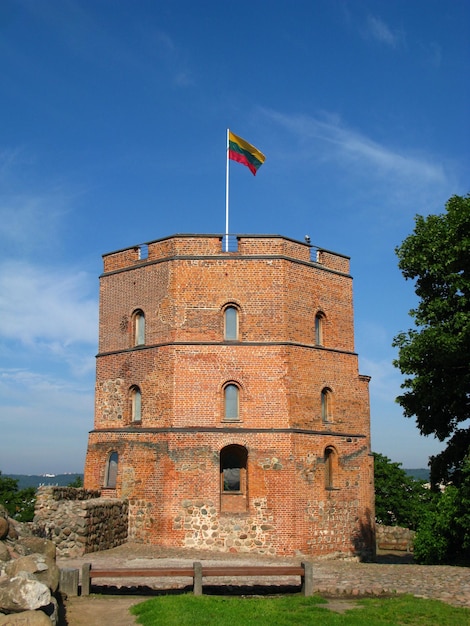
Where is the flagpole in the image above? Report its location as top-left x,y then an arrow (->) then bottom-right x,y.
225,128 -> 230,252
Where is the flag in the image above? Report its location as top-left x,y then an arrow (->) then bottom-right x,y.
228,131 -> 266,176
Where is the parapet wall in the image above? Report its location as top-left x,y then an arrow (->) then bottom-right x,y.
102,234 -> 350,275
34,486 -> 128,557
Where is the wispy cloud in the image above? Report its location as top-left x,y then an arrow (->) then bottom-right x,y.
262,109 -> 447,185
0,261 -> 97,348
366,15 -> 401,48
0,193 -> 69,254
0,367 -> 93,473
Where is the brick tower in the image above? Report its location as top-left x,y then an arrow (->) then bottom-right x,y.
84,234 -> 375,557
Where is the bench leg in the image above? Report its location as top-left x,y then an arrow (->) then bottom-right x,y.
60,568 -> 79,596
81,563 -> 91,596
301,561 -> 314,597
193,562 -> 203,596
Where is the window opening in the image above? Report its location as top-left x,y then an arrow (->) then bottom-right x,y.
131,386 -> 142,422
105,451 -> 118,488
224,383 -> 239,421
315,312 -> 324,345
138,244 -> 148,260
134,310 -> 145,346
224,306 -> 238,340
324,447 -> 335,489
220,445 -> 247,492
321,387 -> 332,422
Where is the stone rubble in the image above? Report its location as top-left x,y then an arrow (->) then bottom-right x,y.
0,505 -> 59,624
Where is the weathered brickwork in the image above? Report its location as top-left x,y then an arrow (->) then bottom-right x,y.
84,234 -> 375,558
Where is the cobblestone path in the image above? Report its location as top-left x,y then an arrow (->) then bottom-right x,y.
58,543 -> 470,610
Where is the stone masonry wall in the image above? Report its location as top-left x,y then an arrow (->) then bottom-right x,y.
376,524 -> 415,552
34,486 -> 128,557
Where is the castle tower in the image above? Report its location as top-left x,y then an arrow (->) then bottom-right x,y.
84,234 -> 375,557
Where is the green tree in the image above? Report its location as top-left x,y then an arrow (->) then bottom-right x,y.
393,194 -> 470,487
0,471 -> 36,522
413,456 -> 470,565
373,453 -> 434,530
67,475 -> 83,488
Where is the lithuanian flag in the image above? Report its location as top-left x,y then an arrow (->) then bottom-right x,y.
228,131 -> 266,176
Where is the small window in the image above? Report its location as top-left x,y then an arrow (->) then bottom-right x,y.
321,388 -> 332,422
133,310 -> 145,346
324,446 -> 336,489
105,451 -> 118,488
130,386 -> 142,422
315,312 -> 324,345
224,383 -> 239,421
220,445 -> 247,492
224,306 -> 238,340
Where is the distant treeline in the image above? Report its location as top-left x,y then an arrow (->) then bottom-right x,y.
5,474 -> 84,490
404,468 -> 430,481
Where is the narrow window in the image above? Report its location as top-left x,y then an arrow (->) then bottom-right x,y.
324,447 -> 336,489
224,383 -> 239,421
131,386 -> 142,423
105,451 -> 118,488
315,312 -> 324,345
321,388 -> 332,422
134,310 -> 145,346
224,306 -> 238,340
220,445 -> 248,512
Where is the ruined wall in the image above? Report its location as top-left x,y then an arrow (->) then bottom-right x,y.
34,486 -> 128,557
376,524 -> 415,552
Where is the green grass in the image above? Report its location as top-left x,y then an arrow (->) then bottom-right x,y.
130,593 -> 469,625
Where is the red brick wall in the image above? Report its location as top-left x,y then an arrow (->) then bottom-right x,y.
85,234 -> 374,558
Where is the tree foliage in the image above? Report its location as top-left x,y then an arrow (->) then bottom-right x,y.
373,453 -> 434,530
393,194 -> 470,487
413,456 -> 470,565
0,471 -> 36,522
67,475 -> 83,488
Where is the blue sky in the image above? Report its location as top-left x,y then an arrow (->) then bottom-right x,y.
0,0 -> 468,474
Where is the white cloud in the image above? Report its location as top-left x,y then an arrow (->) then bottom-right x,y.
0,193 -> 68,254
0,367 -> 93,474
366,15 -> 400,48
262,108 -> 448,185
0,261 -> 97,348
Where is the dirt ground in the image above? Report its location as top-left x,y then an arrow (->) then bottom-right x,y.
62,595 -> 142,626
62,594 -> 362,625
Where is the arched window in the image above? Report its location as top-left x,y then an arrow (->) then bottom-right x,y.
105,451 -> 118,488
315,312 -> 325,345
321,387 -> 333,422
130,386 -> 142,423
324,446 -> 337,489
220,445 -> 248,512
224,305 -> 238,340
133,310 -> 145,346
224,383 -> 239,421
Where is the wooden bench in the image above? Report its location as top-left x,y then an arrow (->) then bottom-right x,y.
80,561 -> 314,596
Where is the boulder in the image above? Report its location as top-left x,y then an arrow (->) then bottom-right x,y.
4,555 -> 59,593
0,542 -> 10,563
17,538 -> 56,561
0,609 -> 52,624
0,575 -> 51,612
0,519 -> 8,541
